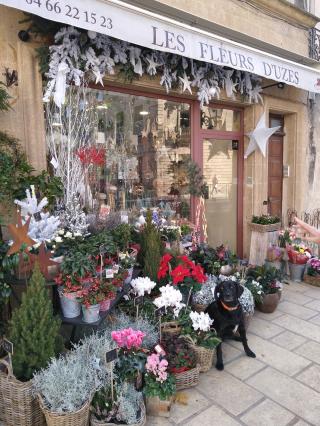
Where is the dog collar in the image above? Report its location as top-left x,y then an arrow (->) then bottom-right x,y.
220,301 -> 239,311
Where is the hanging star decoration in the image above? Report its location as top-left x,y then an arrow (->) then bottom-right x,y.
145,55 -> 160,76
179,72 -> 193,95
244,112 -> 280,159
6,213 -> 35,256
207,140 -> 230,161
31,243 -> 58,280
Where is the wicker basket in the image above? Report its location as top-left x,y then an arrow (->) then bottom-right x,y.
0,359 -> 45,426
248,222 -> 281,233
304,274 -> 320,287
90,400 -> 146,426
192,303 -> 208,313
38,394 -> 91,426
161,321 -> 181,336
173,364 -> 200,390
189,345 -> 215,373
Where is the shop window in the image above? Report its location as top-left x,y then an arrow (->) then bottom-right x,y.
46,88 -> 191,220
201,107 -> 241,131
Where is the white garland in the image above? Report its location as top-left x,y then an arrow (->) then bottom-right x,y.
44,27 -> 263,108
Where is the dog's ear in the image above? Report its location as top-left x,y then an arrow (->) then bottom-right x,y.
214,283 -> 222,301
236,283 -> 244,299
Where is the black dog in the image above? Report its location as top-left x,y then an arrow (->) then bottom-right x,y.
205,279 -> 256,370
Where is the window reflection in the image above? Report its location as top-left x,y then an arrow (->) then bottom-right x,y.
201,107 -> 240,131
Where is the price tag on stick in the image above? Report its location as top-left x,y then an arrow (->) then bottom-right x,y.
1,338 -> 13,355
134,296 -> 144,306
155,306 -> 166,318
105,348 -> 118,363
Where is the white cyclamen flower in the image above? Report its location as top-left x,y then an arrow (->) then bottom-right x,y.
131,277 -> 156,297
153,284 -> 185,317
58,229 -> 65,235
65,231 -> 73,238
189,311 -> 213,332
55,236 -> 63,243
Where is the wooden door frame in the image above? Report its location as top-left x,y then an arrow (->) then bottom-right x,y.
95,83 -> 244,256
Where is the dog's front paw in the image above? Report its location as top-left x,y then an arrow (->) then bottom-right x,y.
245,349 -> 256,358
216,361 -> 224,371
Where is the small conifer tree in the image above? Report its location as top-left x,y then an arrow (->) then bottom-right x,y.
139,210 -> 163,282
9,262 -> 61,381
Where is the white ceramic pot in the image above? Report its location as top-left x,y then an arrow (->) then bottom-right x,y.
82,304 -> 100,323
124,267 -> 134,284
59,291 -> 81,318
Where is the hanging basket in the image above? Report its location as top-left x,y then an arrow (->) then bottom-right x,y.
173,364 -> 200,390
38,394 -> 91,426
0,359 -> 45,426
248,222 -> 281,233
189,345 -> 215,373
90,399 -> 146,426
160,321 -> 181,336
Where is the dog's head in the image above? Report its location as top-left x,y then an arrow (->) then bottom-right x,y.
214,280 -> 244,304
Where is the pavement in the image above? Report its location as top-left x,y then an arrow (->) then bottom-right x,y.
147,281 -> 320,426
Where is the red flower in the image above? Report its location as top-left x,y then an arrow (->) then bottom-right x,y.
178,255 -> 195,268
161,253 -> 173,265
191,264 -> 207,283
157,264 -> 169,280
171,264 -> 191,285
76,147 -> 106,166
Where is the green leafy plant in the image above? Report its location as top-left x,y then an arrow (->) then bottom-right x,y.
245,265 -> 283,299
9,262 -> 62,381
179,312 -> 221,350
115,348 -> 147,384
61,251 -> 96,278
252,214 -> 280,225
111,224 -> 134,252
162,334 -> 196,373
144,353 -> 176,400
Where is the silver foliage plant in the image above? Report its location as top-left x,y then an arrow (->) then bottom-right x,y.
116,382 -> 143,425
44,27 -> 262,108
101,312 -> 159,350
32,331 -> 115,413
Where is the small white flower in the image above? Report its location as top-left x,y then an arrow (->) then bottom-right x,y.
153,285 -> 185,317
65,231 -> 72,238
189,311 -> 213,332
55,236 -> 63,243
58,229 -> 65,235
33,242 -> 41,249
74,231 -> 82,237
131,277 -> 156,297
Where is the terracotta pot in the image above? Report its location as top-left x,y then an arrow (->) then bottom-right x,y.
256,292 -> 280,313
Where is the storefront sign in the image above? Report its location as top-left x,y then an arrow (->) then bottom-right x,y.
2,0 -> 320,92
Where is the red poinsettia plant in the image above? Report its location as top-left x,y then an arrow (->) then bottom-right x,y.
76,146 -> 106,166
157,253 -> 207,292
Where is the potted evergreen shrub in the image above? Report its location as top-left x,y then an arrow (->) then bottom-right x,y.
144,353 -> 176,418
0,263 -> 61,426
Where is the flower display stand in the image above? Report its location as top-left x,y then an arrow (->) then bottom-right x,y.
248,222 -> 281,266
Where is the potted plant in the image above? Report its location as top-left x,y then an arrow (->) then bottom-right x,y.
265,245 -> 284,270
191,275 -> 217,312
249,214 -> 281,233
1,263 -> 61,426
304,257 -> 320,287
161,334 -> 200,390
179,311 -> 220,372
99,280 -> 116,312
287,244 -> 311,282
246,265 -> 283,313
189,244 -> 237,276
55,273 -> 83,318
157,253 -> 206,303
144,353 -> 176,418
119,252 -> 137,284
78,280 -> 104,323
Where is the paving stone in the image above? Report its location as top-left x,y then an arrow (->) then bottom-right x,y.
146,417 -> 174,426
303,288 -> 320,300
247,367 -> 320,425
240,398 -> 295,426
184,403 -> 241,426
309,314 -> 320,326
247,317 -> 284,339
284,282 -> 310,293
293,421 -> 312,426
295,340 -> 320,364
169,388 -> 210,424
197,370 -> 263,416
296,364 -> 320,392
244,334 -> 310,376
277,301 -> 318,320
305,299 -> 320,312
254,310 -> 284,321
281,291 -> 313,306
273,314 -> 320,343
271,331 -> 306,351
225,356 -> 266,380
222,342 -> 243,363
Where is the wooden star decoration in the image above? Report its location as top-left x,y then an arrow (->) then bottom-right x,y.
6,214 -> 36,256
30,242 -> 58,280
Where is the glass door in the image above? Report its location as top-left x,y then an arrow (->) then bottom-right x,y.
202,138 -> 238,251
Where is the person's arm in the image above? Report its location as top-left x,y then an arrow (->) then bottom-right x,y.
294,217 -> 320,243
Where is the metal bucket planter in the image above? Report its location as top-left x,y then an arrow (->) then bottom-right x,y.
99,298 -> 115,312
59,290 -> 81,318
256,293 -> 280,314
289,263 -> 306,282
82,304 -> 100,323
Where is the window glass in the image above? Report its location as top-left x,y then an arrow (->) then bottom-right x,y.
201,107 -> 240,131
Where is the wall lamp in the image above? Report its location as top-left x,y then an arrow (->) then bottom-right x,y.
262,82 -> 285,90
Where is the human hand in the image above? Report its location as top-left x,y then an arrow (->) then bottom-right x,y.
293,217 -> 320,243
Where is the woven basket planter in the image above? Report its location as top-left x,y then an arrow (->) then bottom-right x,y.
190,344 -> 215,373
192,303 -> 208,313
161,321 -> 181,336
173,364 -> 200,390
38,394 -> 91,426
248,222 -> 281,233
304,274 -> 320,287
90,400 -> 146,426
145,395 -> 173,418
0,359 -> 45,426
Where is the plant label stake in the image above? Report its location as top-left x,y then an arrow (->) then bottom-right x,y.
155,306 -> 166,342
185,288 -> 192,311
134,295 -> 143,320
1,338 -> 13,367
106,349 -> 118,403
